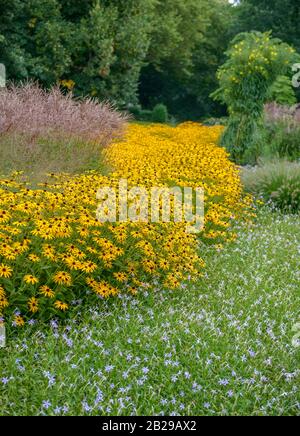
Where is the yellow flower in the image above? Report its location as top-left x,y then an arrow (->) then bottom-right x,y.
28,297 -> 39,313
113,272 -> 128,282
53,271 -> 72,286
159,260 -> 170,270
39,286 -> 55,298
28,254 -> 40,262
128,287 -> 138,296
60,79 -> 75,90
0,122 -> 253,322
0,264 -> 12,279
54,300 -> 69,311
24,275 -> 39,285
14,315 -> 25,327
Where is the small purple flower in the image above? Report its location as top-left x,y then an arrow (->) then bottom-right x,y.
82,401 -> 92,412
50,320 -> 58,329
28,319 -> 36,326
42,400 -> 51,410
105,365 -> 114,373
219,379 -> 229,386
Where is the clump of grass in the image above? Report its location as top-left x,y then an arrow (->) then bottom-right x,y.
242,160 -> 300,213
0,136 -> 110,181
0,83 -> 127,179
264,102 -> 300,126
264,103 -> 300,160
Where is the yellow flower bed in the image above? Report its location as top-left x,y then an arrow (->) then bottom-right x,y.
0,123 -> 252,325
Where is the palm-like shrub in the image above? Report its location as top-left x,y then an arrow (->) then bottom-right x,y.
212,31 -> 299,164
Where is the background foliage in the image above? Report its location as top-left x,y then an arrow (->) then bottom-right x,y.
232,0 -> 300,52
0,0 -> 300,119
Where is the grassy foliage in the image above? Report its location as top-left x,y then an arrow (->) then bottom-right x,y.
267,76 -> 297,106
0,211 -> 299,416
263,103 -> 300,161
264,123 -> 300,161
242,160 -> 300,213
0,83 -> 126,178
0,0 -> 222,112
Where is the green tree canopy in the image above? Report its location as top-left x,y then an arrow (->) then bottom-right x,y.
232,0 -> 300,52
0,0 -> 154,106
139,0 -> 233,119
0,0 -> 232,115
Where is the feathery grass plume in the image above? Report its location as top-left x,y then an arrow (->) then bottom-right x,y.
0,82 -> 128,178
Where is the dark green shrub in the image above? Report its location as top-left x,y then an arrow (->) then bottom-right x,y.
141,109 -> 155,122
128,106 -> 153,122
151,104 -> 169,123
129,104 -> 169,123
202,117 -> 228,126
128,105 -> 142,118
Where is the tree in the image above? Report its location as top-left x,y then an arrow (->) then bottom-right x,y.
0,0 -> 235,114
233,0 -> 300,52
0,0 -> 154,106
69,0 -> 154,106
0,0 -> 28,79
139,0 -> 233,120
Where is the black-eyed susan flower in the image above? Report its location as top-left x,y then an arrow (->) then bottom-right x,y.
54,300 -> 69,311
0,210 -> 10,223
80,262 -> 98,274
0,264 -> 13,279
39,286 -> 55,298
0,123 -> 253,323
23,275 -> 39,285
28,297 -> 39,313
0,286 -> 9,308
28,254 -> 40,262
53,271 -> 72,286
13,315 -> 25,327
113,272 -> 128,282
